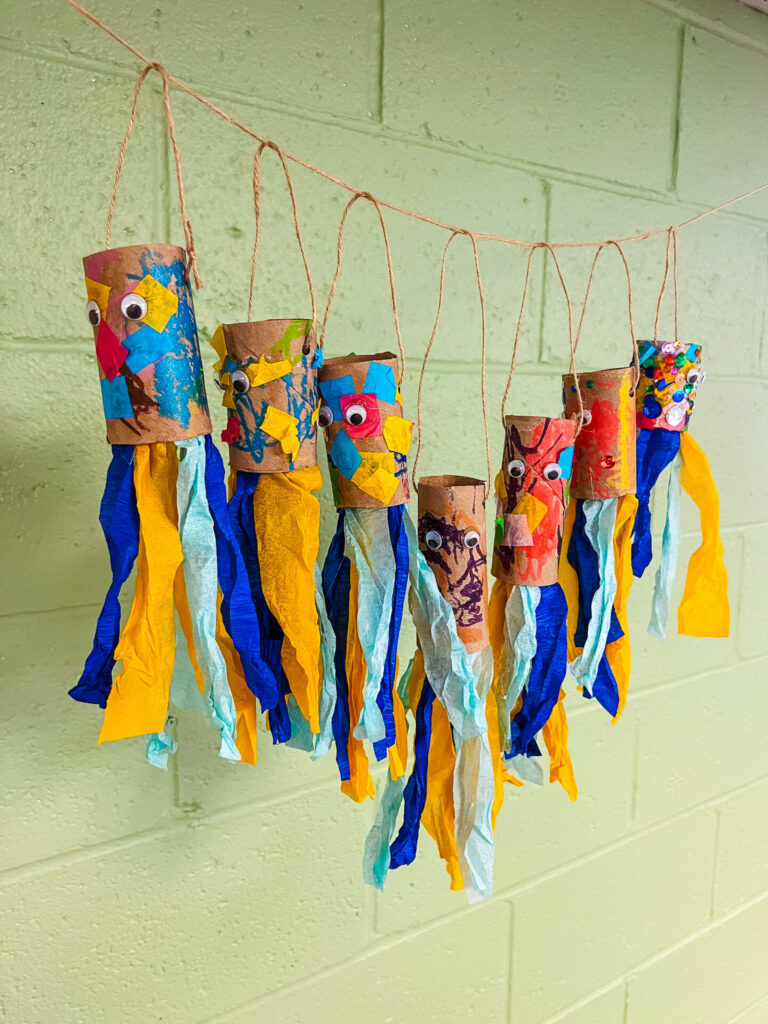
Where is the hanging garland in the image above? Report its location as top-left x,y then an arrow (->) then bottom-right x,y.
66,1 -> 741,900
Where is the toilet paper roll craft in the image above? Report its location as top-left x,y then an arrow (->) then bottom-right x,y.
630,230 -> 728,639
364,233 -> 502,899
487,244 -> 579,797
70,69 -> 278,765
217,143 -> 332,752
318,194 -> 415,803
560,242 -> 640,721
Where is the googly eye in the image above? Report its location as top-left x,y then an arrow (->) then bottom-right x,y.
425,530 -> 443,551
463,530 -> 481,549
344,403 -> 367,427
318,405 -> 334,428
687,368 -> 700,384
580,409 -> 592,426
85,300 -> 101,327
231,369 -> 250,395
543,463 -> 562,481
120,293 -> 148,321
507,459 -> 525,479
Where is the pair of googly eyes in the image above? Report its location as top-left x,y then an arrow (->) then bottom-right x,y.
85,294 -> 148,327
425,530 -> 480,551
317,404 -> 367,429
507,459 -> 562,482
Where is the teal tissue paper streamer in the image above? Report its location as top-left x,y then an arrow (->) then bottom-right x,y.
405,514 -> 485,740
174,438 -> 239,761
362,657 -> 415,888
499,585 -> 540,752
344,509 -> 395,744
312,564 -> 338,760
286,695 -> 313,751
508,749 -> 544,785
648,452 -> 683,640
146,729 -> 177,769
569,497 -> 618,691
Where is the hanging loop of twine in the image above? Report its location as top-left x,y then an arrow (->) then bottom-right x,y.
248,140 -> 317,351
412,230 -> 493,500
107,62 -> 201,288
318,191 -> 406,380
574,239 -> 640,394
654,226 -> 679,342
500,242 -> 582,432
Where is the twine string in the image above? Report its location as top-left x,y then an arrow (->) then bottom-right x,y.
248,140 -> 318,346
574,239 -> 640,392
318,192 -> 406,378
654,227 -> 680,341
68,0 -> 768,254
412,231 -> 493,499
107,61 -> 201,288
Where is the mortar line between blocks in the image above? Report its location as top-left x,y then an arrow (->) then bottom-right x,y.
505,900 -> 515,1024
709,806 -> 722,920
641,0 -> 768,59
376,0 -> 385,125
724,991 -> 768,1024
622,978 -> 630,1024
669,22 -> 687,193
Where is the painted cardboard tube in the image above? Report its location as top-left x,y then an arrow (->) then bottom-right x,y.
491,415 -> 576,587
418,475 -> 489,653
217,318 -> 317,473
83,243 -> 211,445
318,352 -> 412,509
562,366 -> 637,500
633,339 -> 704,433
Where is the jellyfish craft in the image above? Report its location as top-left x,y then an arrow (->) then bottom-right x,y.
318,352 -> 417,802
364,476 -> 503,899
488,415 -> 578,797
631,340 -> 728,639
559,368 -> 639,720
213,318 -> 336,753
70,244 -> 279,766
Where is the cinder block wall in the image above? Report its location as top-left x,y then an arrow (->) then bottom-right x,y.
1,1 -> 767,1021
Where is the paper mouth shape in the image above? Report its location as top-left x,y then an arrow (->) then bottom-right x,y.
212,318 -> 317,473
492,415 -> 576,587
318,352 -> 413,509
634,339 -> 704,433
83,243 -> 210,445
418,474 -> 489,653
562,366 -> 637,500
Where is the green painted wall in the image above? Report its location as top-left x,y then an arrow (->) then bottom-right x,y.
1,0 -> 767,1021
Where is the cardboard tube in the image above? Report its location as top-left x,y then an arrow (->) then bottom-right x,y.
318,352 -> 411,509
418,475 -> 489,652
491,415 -> 576,587
562,366 -> 637,500
633,339 -> 704,432
218,318 -> 317,473
83,243 -> 211,445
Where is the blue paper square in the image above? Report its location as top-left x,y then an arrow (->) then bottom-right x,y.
101,375 -> 133,420
363,361 -> 397,405
318,374 -> 354,421
124,324 -> 172,374
557,445 -> 574,480
329,429 -> 362,480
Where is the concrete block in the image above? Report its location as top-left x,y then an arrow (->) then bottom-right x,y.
713,780 -> 768,915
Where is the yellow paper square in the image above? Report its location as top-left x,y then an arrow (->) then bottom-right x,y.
261,405 -> 300,461
352,451 -> 399,504
134,274 -> 178,333
383,416 -> 413,456
210,324 -> 227,362
85,276 -> 111,319
512,492 -> 547,532
246,356 -> 293,388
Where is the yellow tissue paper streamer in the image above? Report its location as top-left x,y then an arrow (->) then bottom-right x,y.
100,443 -> 182,742
216,605 -> 258,766
607,493 -> 638,721
542,688 -> 577,801
677,432 -> 730,637
251,467 -> 322,734
134,274 -> 178,333
351,452 -> 399,504
382,416 -> 414,456
246,355 -> 293,388
260,405 -> 300,462
85,275 -> 111,319
341,563 -> 376,802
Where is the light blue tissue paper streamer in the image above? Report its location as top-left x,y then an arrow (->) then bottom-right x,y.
405,513 -> 485,740
569,497 -> 618,692
508,750 -> 544,785
344,509 -> 395,744
454,645 -> 496,901
312,564 -> 338,760
286,695 -> 314,752
174,438 -> 239,761
363,657 -> 415,889
146,728 -> 178,770
648,452 -> 683,640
